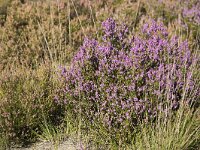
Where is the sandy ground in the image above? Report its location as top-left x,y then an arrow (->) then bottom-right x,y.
10,139 -> 78,150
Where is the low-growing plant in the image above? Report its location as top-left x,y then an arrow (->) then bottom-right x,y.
0,65 -> 60,146
132,104 -> 200,150
58,18 -> 199,145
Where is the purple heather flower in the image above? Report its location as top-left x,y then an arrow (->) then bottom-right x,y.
57,18 -> 199,128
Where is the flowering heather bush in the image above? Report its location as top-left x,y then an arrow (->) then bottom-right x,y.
59,18 -> 199,130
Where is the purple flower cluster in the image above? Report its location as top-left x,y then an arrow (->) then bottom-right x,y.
182,0 -> 200,25
59,18 -> 198,128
